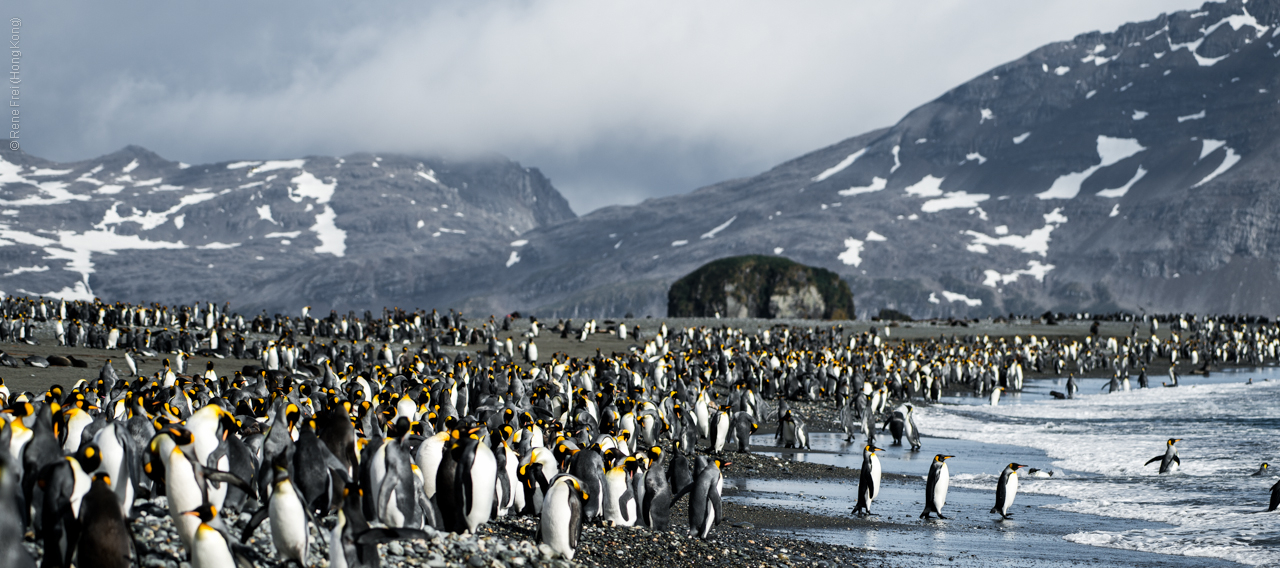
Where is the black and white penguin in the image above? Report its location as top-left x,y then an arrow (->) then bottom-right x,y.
76,473 -> 133,568
264,463 -> 313,565
688,458 -> 725,539
852,444 -> 883,517
1144,438 -> 1182,474
1253,463 -> 1272,477
920,454 -> 952,519
0,452 -> 35,568
603,456 -> 637,527
641,446 -> 673,529
991,462 -> 1027,519
185,503 -> 250,568
330,486 -> 428,568
538,474 -> 588,560
568,446 -> 606,520
990,387 -> 1005,406
903,404 -> 921,451
731,411 -> 757,453
709,406 -> 731,453
1269,479 -> 1280,513
780,410 -> 810,449
1066,374 -> 1078,399
91,421 -> 137,517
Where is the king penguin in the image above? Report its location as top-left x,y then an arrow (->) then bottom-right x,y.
602,456 -> 637,527
688,458 -> 725,539
991,462 -> 1027,519
852,444 -> 883,517
641,446 -> 673,529
76,472 -> 134,568
1144,438 -> 1182,473
538,474 -> 588,560
1269,479 -> 1280,512
920,454 -> 953,519
0,451 -> 35,568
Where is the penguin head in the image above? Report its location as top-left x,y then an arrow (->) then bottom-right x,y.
934,454 -> 953,463
1008,463 -> 1028,472
183,503 -> 217,523
1167,438 -> 1181,446
865,445 -> 883,453
75,444 -> 102,472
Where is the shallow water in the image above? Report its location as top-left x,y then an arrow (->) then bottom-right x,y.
737,369 -> 1280,565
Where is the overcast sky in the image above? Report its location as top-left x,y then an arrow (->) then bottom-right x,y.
14,0 -> 1205,214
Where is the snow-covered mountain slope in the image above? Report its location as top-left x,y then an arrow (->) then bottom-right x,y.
5,0 -> 1279,318
481,0 -> 1280,318
0,146 -> 574,311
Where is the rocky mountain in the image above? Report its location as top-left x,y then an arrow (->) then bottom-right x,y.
5,0 -> 1280,318
667,256 -> 854,320
0,146 -> 574,312
481,0 -> 1280,318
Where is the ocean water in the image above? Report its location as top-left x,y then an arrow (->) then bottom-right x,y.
915,368 -> 1280,566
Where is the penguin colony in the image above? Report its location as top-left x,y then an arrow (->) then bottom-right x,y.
0,295 -> 1279,566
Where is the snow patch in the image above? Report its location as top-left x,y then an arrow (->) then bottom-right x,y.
290,171 -> 335,204
1193,148 -> 1242,188
1132,110 -> 1148,120
1199,139 -> 1227,160
904,175 -> 945,198
28,168 -> 71,176
928,293 -> 941,304
811,148 -> 866,182
922,191 -> 990,213
265,231 -> 301,239
1178,110 -> 1206,122
251,159 -> 306,176
1037,136 -> 1145,200
198,242 -> 240,250
671,240 -> 688,247
982,260 -> 1056,287
1110,203 -> 1121,217
506,251 -> 521,267
311,206 -> 347,256
417,170 -> 440,184
121,159 -> 139,173
838,238 -> 864,266
1054,66 -> 1071,76
1013,132 -> 1031,144
3,265 -> 48,277
965,152 -> 987,165
965,208 -> 1067,257
95,193 -> 218,232
227,161 -> 261,169
940,291 -> 982,307
838,177 -> 886,196
97,185 -> 124,195
979,108 -> 994,124
700,216 -> 736,239
773,247 -> 784,255
865,231 -> 887,242
511,239 -> 529,247
257,204 -> 276,224
1097,167 -> 1147,198
890,145 -> 901,174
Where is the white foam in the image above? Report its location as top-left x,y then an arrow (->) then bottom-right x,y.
1192,148 -> 1242,188
981,259 -> 1056,286
865,231 -> 886,242
838,238 -> 864,266
838,177 -> 886,196
505,251 -> 521,267
1097,167 -> 1147,198
1178,110 -> 1206,122
904,175 -> 945,198
940,290 -> 981,306
311,205 -> 346,257
700,216 -> 736,239
812,148 -> 867,182
921,191 -> 989,213
290,171 -> 335,204
1037,136 -> 1145,200
198,242 -> 240,250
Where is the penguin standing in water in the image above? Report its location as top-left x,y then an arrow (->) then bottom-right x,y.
538,474 -> 588,560
991,463 -> 1027,519
1144,438 -> 1182,473
688,458 -> 726,539
731,412 -> 757,453
990,387 -> 1005,406
852,445 -> 883,517
920,454 -> 953,520
1066,375 -> 1078,399
780,410 -> 810,449
1268,479 -> 1280,513
76,473 -> 133,568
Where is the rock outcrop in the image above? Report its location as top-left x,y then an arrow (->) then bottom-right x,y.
667,256 -> 854,319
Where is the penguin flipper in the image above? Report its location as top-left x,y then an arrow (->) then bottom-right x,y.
354,527 -> 430,545
1172,456 -> 1181,466
709,490 -> 722,529
240,506 -> 270,543
1144,456 -> 1163,466
205,470 -> 256,499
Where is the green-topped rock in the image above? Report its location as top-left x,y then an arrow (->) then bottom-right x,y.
667,255 -> 854,319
